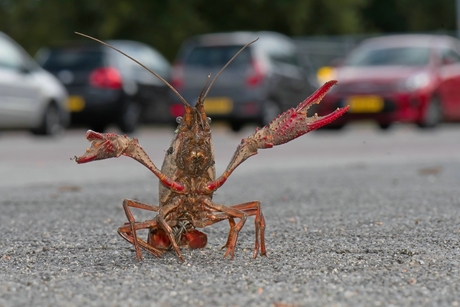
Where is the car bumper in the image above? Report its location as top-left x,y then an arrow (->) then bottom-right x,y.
170,93 -> 266,122
319,90 -> 430,125
66,88 -> 124,122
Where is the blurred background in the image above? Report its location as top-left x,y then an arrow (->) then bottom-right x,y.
1,0 -> 456,61
0,0 -> 459,135
2,4 -> 460,305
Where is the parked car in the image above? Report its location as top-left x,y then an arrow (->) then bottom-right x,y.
170,31 -> 316,131
0,31 -> 69,136
317,34 -> 460,129
36,40 -> 172,133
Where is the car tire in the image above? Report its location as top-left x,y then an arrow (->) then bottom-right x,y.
321,124 -> 345,130
417,96 -> 442,129
230,121 -> 244,132
90,121 -> 108,133
259,100 -> 281,127
31,103 -> 64,136
118,101 -> 141,134
318,122 -> 345,131
378,122 -> 392,130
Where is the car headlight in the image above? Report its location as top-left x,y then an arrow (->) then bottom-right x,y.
317,66 -> 336,85
400,72 -> 431,91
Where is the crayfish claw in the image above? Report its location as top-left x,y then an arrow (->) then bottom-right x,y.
251,81 -> 349,148
74,130 -> 135,164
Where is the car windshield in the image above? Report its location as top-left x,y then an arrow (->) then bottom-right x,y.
41,49 -> 104,71
345,46 -> 431,67
185,45 -> 251,68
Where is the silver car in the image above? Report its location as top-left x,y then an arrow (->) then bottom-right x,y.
170,31 -> 315,131
0,31 -> 69,136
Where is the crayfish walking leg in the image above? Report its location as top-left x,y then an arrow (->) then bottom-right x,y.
117,199 -> 165,259
227,201 -> 266,258
118,220 -> 167,258
201,199 -> 265,259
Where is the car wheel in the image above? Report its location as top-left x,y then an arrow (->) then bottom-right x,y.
90,121 -> 108,133
31,103 -> 64,136
378,122 -> 392,130
321,124 -> 345,130
230,121 -> 244,132
417,96 -> 442,129
118,102 -> 141,134
259,100 -> 281,127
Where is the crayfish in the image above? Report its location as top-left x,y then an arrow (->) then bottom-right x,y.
74,33 -> 349,261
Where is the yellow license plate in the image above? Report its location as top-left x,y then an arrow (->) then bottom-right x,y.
67,96 -> 85,112
346,95 -> 384,113
204,97 -> 233,114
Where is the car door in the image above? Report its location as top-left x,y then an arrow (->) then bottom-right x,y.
0,34 -> 41,127
265,40 -> 313,110
109,42 -> 172,123
437,47 -> 460,120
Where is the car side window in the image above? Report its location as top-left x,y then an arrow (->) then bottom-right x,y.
263,38 -> 300,67
116,45 -> 170,78
276,52 -> 300,66
0,36 -> 25,70
139,47 -> 170,77
440,48 -> 460,65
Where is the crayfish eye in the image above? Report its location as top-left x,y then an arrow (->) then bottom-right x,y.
176,116 -> 183,124
207,117 -> 212,124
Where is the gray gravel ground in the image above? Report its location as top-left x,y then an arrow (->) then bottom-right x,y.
1,158 -> 460,306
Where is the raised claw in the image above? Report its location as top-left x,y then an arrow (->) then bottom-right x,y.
74,130 -> 186,192
254,80 -> 349,148
206,80 -> 349,193
73,130 -> 138,164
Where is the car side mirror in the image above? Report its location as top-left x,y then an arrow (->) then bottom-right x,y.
18,65 -> 31,74
442,56 -> 455,66
18,59 -> 37,74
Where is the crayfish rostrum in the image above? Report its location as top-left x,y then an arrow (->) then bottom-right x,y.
74,34 -> 349,261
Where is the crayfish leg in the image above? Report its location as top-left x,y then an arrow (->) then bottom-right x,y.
229,201 -> 266,258
117,199 -> 162,260
117,222 -> 166,258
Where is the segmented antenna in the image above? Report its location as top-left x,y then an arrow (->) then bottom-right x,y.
75,32 -> 190,107
196,73 -> 212,106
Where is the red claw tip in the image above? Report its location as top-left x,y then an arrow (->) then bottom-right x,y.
86,130 -> 104,141
308,105 -> 350,131
74,154 -> 97,164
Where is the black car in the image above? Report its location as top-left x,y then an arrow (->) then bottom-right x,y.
37,40 -> 172,133
170,31 -> 316,131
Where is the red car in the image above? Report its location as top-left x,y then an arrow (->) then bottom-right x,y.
318,34 -> 460,129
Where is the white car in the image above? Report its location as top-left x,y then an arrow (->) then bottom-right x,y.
0,31 -> 69,136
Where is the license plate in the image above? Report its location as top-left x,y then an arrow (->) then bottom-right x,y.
346,95 -> 384,113
67,96 -> 85,112
204,97 -> 233,114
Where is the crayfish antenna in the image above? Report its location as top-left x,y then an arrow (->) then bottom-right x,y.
194,73 -> 213,127
197,73 -> 212,107
201,38 -> 259,102
74,32 -> 191,108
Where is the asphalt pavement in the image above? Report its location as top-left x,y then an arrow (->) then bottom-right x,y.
1,124 -> 459,306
